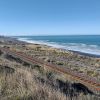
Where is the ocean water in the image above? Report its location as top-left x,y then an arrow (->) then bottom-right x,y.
15,35 -> 100,56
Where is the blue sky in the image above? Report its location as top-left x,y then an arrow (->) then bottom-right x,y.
0,0 -> 100,36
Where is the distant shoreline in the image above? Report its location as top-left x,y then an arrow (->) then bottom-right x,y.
13,36 -> 100,58
1,35 -> 99,58
69,50 -> 100,58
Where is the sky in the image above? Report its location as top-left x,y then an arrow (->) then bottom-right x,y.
0,0 -> 100,36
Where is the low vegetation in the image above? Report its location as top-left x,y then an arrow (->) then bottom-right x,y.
0,38 -> 100,100
0,66 -> 99,100
0,54 -> 99,100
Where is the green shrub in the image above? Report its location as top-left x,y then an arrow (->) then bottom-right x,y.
57,62 -> 64,65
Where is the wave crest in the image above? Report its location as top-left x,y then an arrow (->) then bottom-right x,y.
17,38 -> 100,56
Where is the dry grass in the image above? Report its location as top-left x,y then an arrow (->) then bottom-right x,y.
0,67 -> 99,100
0,43 -> 100,100
0,68 -> 67,100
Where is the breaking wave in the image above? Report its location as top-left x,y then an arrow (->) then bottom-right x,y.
17,37 -> 100,56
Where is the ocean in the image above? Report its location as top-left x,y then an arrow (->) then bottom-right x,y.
15,35 -> 100,56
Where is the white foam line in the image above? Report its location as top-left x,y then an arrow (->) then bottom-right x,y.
17,38 -> 100,55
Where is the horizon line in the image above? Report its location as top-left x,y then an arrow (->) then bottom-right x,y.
1,34 -> 100,37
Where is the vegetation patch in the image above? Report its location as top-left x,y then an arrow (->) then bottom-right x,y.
57,62 -> 64,65
0,50 -> 3,56
0,65 -> 15,74
5,54 -> 23,64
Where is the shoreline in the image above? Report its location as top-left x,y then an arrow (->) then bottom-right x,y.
69,50 -> 100,58
1,36 -> 100,58
15,37 -> 100,58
